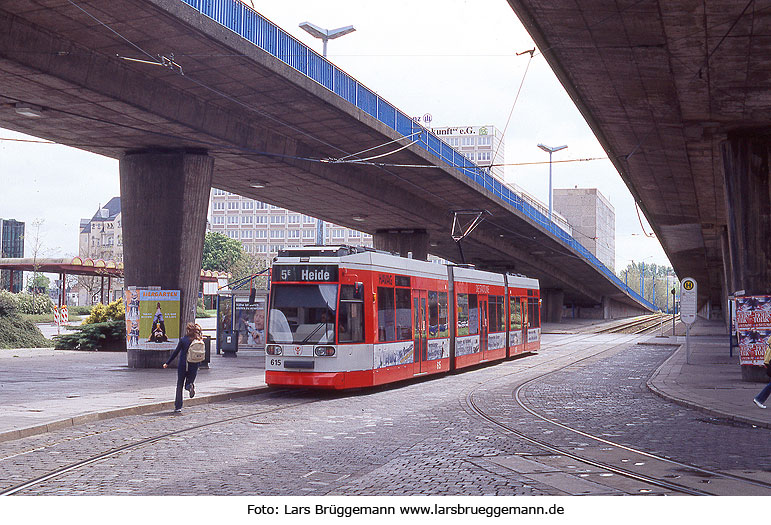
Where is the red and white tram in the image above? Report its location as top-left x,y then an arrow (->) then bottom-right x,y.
265,246 -> 540,389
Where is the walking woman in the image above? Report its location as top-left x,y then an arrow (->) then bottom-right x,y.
163,322 -> 202,413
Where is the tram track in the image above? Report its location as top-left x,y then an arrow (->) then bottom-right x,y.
463,334 -> 771,496
0,389 -> 322,496
596,313 -> 679,335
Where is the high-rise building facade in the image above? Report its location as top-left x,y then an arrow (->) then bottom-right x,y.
0,218 -> 25,292
553,188 -> 616,271
431,125 -> 504,179
209,189 -> 373,260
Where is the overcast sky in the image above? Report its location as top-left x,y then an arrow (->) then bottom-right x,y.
0,0 -> 670,272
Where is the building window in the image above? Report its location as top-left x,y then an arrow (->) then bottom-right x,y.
255,216 -> 267,224
302,229 -> 315,239
288,215 -> 301,224
242,200 -> 254,210
242,216 -> 253,225
213,202 -> 225,210
478,136 -> 492,146
461,136 -> 475,147
255,230 -> 267,239
270,215 -> 285,224
287,230 -> 300,239
213,188 -> 227,196
227,216 -> 239,224
270,230 -> 285,239
226,230 -> 238,239
227,201 -> 239,210
303,215 -> 316,224
241,230 -> 254,239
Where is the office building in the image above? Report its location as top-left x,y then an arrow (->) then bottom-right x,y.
431,125 -> 504,179
553,188 -> 615,271
209,189 -> 373,260
0,218 -> 25,292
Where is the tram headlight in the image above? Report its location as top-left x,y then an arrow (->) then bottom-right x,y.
314,346 -> 336,357
266,344 -> 283,356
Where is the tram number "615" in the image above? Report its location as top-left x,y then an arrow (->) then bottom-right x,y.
270,359 -> 282,367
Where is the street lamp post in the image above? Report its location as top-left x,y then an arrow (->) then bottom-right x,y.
300,21 -> 356,245
537,144 -> 567,221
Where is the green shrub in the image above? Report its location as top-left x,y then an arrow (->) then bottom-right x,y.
105,298 -> 125,321
69,305 -> 93,316
0,290 -> 18,316
196,298 -> 211,318
83,299 -> 124,324
0,314 -> 51,349
15,292 -> 54,315
53,320 -> 126,351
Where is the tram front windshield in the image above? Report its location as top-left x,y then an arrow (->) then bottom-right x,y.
268,284 -> 337,344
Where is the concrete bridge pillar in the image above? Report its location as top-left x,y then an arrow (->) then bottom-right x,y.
721,131 -> 771,295
120,149 -> 213,368
373,229 -> 429,260
721,131 -> 771,381
541,288 -> 564,323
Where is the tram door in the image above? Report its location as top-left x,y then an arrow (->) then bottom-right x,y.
413,290 -> 428,373
479,295 -> 488,355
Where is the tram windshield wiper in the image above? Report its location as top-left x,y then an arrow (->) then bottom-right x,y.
300,322 -> 327,344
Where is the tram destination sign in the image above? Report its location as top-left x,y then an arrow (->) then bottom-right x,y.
273,265 -> 338,282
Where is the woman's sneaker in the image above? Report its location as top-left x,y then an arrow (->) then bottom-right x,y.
189,383 -> 195,398
753,398 -> 766,409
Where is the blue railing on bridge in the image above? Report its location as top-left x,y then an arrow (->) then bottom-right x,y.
179,0 -> 657,311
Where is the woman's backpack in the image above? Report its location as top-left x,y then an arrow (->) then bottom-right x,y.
764,339 -> 771,378
187,339 -> 206,363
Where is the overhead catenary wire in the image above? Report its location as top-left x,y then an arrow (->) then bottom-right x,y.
11,1 -> 627,270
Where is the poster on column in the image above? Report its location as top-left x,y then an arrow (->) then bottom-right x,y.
138,289 -> 180,351
124,287 -> 141,350
735,295 -> 771,366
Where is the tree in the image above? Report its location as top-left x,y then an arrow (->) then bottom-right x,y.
617,262 -> 679,312
201,232 -> 244,272
230,252 -> 270,287
27,274 -> 50,294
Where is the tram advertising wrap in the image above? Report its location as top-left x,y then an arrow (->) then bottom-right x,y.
265,246 -> 540,390
736,295 -> 771,366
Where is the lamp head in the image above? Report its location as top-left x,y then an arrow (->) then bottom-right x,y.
537,143 -> 568,153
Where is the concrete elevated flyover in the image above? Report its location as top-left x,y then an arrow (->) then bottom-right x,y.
505,0 -> 771,320
0,0 -> 655,327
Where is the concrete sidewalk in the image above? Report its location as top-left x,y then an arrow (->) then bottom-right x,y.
1,317 -> 770,443
646,318 -> 771,429
0,347 -> 268,442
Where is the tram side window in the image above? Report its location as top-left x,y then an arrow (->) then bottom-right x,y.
428,292 -> 438,337
395,288 -> 412,340
468,294 -> 479,335
457,294 -> 469,336
377,287 -> 395,342
510,297 -> 522,330
488,295 -> 504,332
339,285 -> 364,343
438,292 -> 449,337
528,297 -> 541,328
497,296 -> 506,332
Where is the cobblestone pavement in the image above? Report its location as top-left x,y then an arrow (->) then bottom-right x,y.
2,333 -> 766,496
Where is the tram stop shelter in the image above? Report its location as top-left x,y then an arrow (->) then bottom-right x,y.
0,257 -> 229,309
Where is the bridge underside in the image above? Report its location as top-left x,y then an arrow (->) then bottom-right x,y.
506,0 -> 771,318
0,0 -> 652,321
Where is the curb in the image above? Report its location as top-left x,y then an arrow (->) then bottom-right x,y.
646,343 -> 771,430
0,385 -> 271,444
